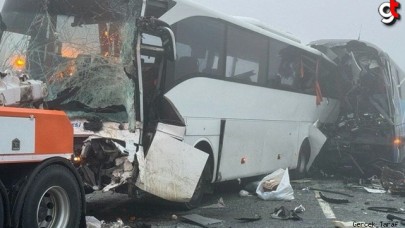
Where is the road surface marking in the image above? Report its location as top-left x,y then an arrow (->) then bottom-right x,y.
315,191 -> 336,219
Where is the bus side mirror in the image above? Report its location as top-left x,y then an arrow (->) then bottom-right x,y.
137,17 -> 176,61
160,27 -> 176,61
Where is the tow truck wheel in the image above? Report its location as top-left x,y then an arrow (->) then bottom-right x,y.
21,165 -> 82,228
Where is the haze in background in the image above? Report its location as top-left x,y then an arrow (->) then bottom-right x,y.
193,0 -> 404,70
0,0 -> 403,70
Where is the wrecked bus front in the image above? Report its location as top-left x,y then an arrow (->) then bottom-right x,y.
0,0 -> 208,204
310,40 -> 405,174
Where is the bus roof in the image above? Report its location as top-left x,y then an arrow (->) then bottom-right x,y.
161,0 -> 334,63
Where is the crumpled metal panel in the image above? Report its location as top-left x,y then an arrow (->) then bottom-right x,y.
136,130 -> 208,202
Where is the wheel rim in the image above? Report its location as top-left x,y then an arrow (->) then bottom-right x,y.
36,186 -> 70,228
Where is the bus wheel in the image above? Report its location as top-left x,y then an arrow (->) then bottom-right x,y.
183,160 -> 211,209
292,142 -> 310,179
21,165 -> 82,228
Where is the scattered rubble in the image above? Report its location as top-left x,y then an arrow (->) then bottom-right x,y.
270,206 -> 302,221
381,166 -> 405,194
308,187 -> 354,197
86,216 -> 103,228
363,187 -> 385,194
235,214 -> 262,223
319,192 -> 349,204
293,205 -> 306,213
181,214 -> 223,227
201,197 -> 226,209
367,207 -> 405,214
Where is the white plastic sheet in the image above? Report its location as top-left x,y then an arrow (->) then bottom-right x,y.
256,168 -> 294,200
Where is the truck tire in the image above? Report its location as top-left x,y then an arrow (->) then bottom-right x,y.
21,164 -> 82,228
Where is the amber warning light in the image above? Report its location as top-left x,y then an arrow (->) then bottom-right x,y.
394,138 -> 402,146
12,56 -> 26,70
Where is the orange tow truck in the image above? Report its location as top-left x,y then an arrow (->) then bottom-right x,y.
0,108 -> 85,227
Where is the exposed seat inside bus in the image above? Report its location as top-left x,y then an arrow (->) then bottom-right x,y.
176,56 -> 199,78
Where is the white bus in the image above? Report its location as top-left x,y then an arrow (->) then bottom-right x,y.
0,0 -> 339,207
154,0 -> 340,184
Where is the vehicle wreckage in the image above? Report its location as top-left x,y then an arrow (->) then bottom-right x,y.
0,0 -> 210,207
0,0 -> 404,210
310,40 -> 405,176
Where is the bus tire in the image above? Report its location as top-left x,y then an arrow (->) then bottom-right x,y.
292,141 -> 310,179
183,159 -> 211,209
21,164 -> 82,228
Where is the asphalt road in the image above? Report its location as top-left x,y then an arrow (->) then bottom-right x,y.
86,178 -> 405,228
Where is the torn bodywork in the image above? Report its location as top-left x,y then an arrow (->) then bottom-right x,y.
310,40 -> 405,176
381,166 -> 405,194
0,0 -> 206,203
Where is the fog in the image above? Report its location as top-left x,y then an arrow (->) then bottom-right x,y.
0,0 -> 403,70
193,0 -> 404,70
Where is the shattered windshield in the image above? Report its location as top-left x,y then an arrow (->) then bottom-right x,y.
0,0 -> 142,128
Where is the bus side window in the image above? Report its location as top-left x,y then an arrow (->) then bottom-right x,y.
268,39 -> 288,89
225,26 -> 267,84
270,45 -> 302,92
169,16 -> 225,82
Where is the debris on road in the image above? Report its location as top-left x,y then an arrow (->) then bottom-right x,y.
201,197 -> 226,209
181,214 -> 223,227
238,190 -> 252,197
319,192 -> 349,204
363,187 -> 386,194
235,214 -> 262,223
387,214 -> 405,224
86,216 -> 134,228
86,216 -> 103,228
381,166 -> 405,194
256,168 -> 294,201
293,205 -> 306,213
271,206 -> 302,221
308,187 -> 354,197
101,219 -> 129,228
367,207 -> 405,214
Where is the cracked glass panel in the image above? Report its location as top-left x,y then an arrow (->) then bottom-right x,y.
0,0 -> 143,130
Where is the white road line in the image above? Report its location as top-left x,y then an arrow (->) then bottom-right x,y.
315,191 -> 336,219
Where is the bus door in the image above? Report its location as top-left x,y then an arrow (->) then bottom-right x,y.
134,16 -> 208,203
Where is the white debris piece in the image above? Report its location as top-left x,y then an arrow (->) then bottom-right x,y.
0,71 -> 47,106
101,218 -> 131,228
102,157 -> 134,192
86,216 -> 103,228
363,187 -> 386,194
